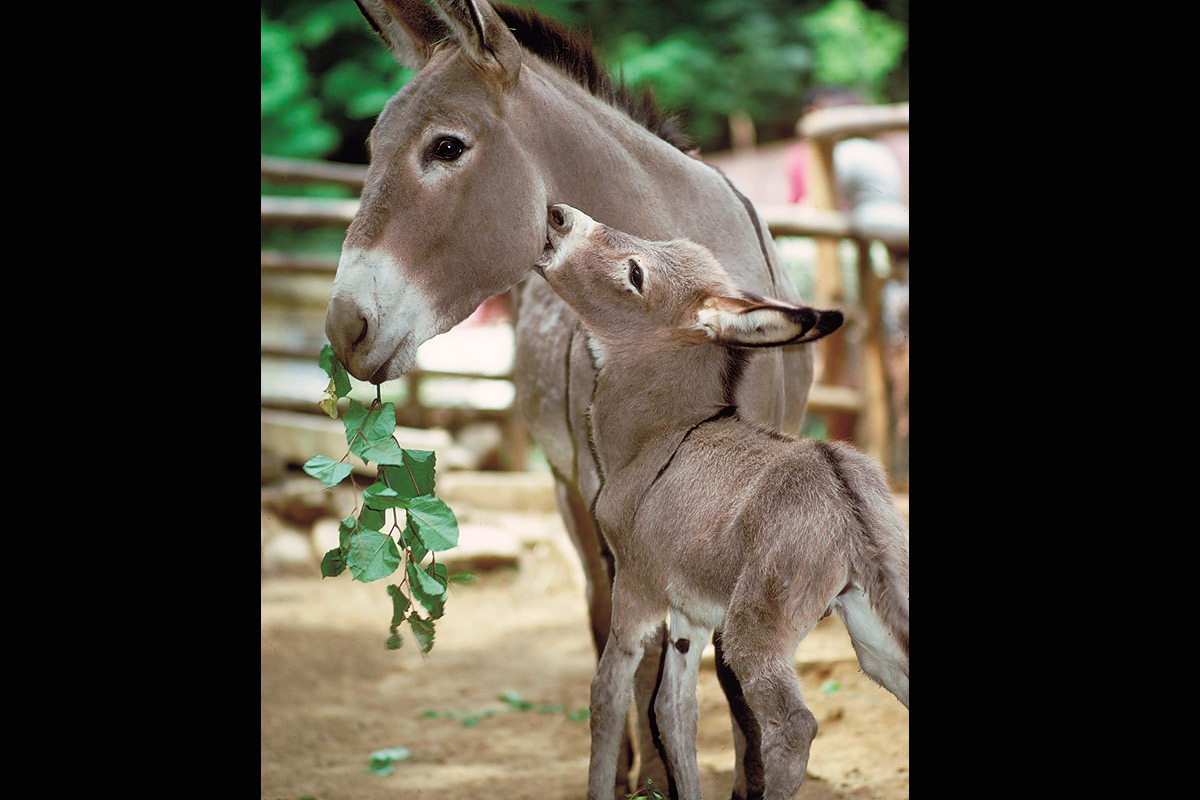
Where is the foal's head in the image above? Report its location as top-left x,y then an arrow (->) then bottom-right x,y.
536,204 -> 844,353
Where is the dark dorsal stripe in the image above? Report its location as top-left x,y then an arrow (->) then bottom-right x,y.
813,440 -> 871,544
721,348 -> 751,407
649,405 -> 738,491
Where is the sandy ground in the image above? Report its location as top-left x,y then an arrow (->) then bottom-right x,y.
261,505 -> 908,800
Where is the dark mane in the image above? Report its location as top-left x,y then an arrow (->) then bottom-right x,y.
495,3 -> 693,153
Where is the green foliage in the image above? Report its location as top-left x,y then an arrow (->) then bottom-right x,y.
261,18 -> 340,159
801,0 -> 907,93
365,745 -> 411,776
261,1 -> 413,162
261,0 -> 908,161
604,0 -> 906,146
305,345 -> 463,654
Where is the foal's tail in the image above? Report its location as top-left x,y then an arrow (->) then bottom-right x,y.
817,441 -> 910,706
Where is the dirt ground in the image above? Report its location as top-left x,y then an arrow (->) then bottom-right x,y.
261,503 -> 908,800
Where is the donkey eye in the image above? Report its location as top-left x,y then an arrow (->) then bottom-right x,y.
432,137 -> 465,161
627,259 -> 644,292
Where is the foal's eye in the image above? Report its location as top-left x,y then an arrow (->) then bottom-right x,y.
627,259 -> 644,293
432,137 -> 465,161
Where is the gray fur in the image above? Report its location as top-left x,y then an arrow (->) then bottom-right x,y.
538,205 -> 909,800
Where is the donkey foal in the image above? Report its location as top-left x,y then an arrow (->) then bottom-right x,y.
535,204 -> 909,800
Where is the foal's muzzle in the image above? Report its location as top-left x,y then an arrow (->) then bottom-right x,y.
536,203 -> 579,272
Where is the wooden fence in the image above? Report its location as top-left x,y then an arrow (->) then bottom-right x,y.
261,102 -> 907,479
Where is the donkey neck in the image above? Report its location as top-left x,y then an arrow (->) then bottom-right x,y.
588,337 -> 740,482
516,59 -> 745,247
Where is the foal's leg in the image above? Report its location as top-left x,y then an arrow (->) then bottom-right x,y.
713,631 -> 764,800
589,613 -> 657,800
721,608 -> 822,800
654,610 -> 713,800
633,623 -> 672,796
743,662 -> 816,800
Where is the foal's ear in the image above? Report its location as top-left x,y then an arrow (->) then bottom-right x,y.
355,0 -> 452,71
695,293 -> 844,348
429,0 -> 522,86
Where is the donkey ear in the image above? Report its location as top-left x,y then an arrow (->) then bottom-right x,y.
695,293 -> 844,348
428,0 -> 522,86
355,0 -> 452,71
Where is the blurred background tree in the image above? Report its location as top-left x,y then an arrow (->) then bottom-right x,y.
261,0 -> 907,164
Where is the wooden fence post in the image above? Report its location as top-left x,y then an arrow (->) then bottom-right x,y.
808,136 -> 856,442
857,239 -> 891,473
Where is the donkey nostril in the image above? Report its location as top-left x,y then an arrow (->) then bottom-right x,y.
549,206 -> 565,228
351,317 -> 369,348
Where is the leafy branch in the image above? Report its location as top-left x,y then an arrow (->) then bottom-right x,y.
305,345 -> 462,654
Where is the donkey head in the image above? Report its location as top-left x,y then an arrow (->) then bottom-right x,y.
536,204 -> 844,351
326,0 -> 545,383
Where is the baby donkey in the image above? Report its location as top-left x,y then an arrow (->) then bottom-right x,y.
535,204 -> 909,800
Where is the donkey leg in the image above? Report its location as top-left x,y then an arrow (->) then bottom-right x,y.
731,659 -> 817,800
553,474 -> 637,793
720,605 -> 820,800
633,624 -> 672,796
589,622 -> 653,800
654,610 -> 712,800
713,631 -> 764,800
553,473 -> 615,658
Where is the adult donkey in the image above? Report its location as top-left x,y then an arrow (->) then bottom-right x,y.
325,2 -> 816,797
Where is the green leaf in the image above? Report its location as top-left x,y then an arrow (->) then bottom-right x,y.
345,527 -> 402,583
337,516 -> 355,551
344,400 -> 405,464
319,344 -> 352,398
359,504 -> 387,533
385,632 -> 404,650
407,559 -> 447,619
320,547 -> 346,578
366,745 -> 411,775
303,455 -> 353,487
384,449 -> 436,498
500,691 -> 533,711
405,495 -> 459,552
361,437 -> 408,466
408,612 -> 436,654
363,481 -> 408,510
318,378 -> 340,418
448,571 -> 476,584
386,583 -> 410,629
401,516 -> 429,565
